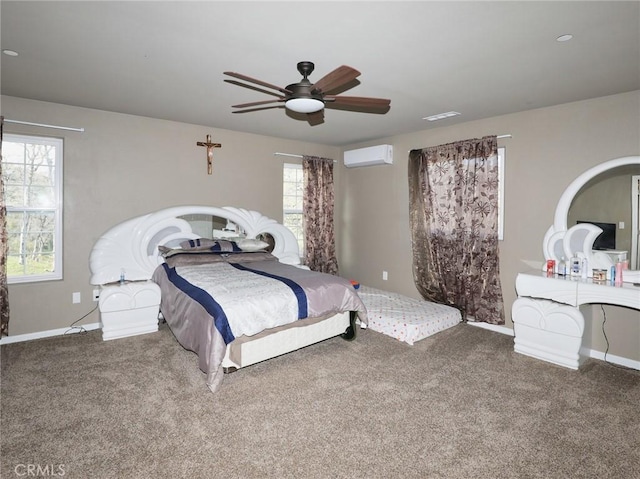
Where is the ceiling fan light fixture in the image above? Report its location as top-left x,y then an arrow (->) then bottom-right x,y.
285,98 -> 324,113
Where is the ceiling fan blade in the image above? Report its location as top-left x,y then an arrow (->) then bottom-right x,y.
232,105 -> 284,114
328,96 -> 390,108
325,96 -> 391,114
232,99 -> 285,109
306,110 -> 324,126
224,71 -> 292,95
311,65 -> 361,94
224,79 -> 285,98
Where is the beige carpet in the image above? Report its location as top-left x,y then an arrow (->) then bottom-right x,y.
1,323 -> 639,479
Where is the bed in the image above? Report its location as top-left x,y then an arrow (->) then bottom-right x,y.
356,286 -> 461,345
89,206 -> 367,392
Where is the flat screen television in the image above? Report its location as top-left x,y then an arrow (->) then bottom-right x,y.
576,221 -> 616,250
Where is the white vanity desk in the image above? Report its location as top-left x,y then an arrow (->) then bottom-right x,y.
512,156 -> 640,369
513,271 -> 639,369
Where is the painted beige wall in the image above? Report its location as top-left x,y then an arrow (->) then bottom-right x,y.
339,90 -> 640,362
2,95 -> 341,336
3,91 -> 639,363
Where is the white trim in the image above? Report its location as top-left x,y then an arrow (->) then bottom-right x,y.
467,320 -> 639,370
498,146 -> 505,241
0,322 -> 101,345
4,133 -> 64,284
466,320 -> 514,336
5,118 -> 84,132
582,348 -> 640,370
631,175 -> 639,270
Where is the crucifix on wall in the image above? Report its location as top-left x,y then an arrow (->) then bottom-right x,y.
196,134 -> 222,174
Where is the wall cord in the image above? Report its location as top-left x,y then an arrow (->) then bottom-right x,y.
64,304 -> 99,336
600,305 -> 636,371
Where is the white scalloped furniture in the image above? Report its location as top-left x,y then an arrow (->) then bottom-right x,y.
87,205 -> 357,369
513,272 -> 639,368
90,206 -> 302,286
99,281 -> 161,341
90,206 -> 303,342
512,156 -> 640,369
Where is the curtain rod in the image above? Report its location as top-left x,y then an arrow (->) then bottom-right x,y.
408,134 -> 512,152
274,152 -> 337,163
4,119 -> 85,132
277,135 -> 512,159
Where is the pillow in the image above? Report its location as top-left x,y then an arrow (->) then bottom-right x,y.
237,238 -> 270,252
159,245 -> 208,258
179,238 -> 220,249
163,251 -> 229,268
210,240 -> 242,253
225,252 -> 278,264
178,238 -> 242,253
163,250 -> 278,268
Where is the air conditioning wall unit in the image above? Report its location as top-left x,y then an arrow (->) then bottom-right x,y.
343,144 -> 393,168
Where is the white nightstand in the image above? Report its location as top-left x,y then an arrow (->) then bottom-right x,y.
98,281 -> 161,341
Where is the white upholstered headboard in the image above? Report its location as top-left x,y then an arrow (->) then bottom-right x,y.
89,206 -> 302,285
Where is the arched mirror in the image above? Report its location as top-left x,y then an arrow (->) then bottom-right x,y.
542,156 -> 640,275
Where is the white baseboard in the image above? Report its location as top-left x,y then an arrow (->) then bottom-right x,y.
0,322 -> 101,345
466,320 -> 514,336
582,348 -> 640,370
466,319 -> 639,370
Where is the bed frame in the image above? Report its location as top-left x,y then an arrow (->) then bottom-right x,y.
89,205 -> 356,372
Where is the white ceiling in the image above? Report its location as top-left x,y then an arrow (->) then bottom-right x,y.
2,1 -> 639,146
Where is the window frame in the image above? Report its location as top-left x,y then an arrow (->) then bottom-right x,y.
498,146 -> 505,241
282,162 -> 305,256
3,133 -> 64,284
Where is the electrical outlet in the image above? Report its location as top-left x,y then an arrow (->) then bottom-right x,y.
93,289 -> 100,302
72,292 -> 81,304
382,271 -> 388,281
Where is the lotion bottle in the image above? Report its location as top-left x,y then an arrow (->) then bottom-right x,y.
615,262 -> 623,286
581,255 -> 588,280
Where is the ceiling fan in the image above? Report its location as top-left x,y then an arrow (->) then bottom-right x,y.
223,61 -> 391,125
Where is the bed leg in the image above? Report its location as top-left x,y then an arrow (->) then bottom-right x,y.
223,366 -> 238,374
341,311 -> 357,341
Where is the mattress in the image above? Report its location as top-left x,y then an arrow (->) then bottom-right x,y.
153,258 -> 367,392
356,286 -> 461,345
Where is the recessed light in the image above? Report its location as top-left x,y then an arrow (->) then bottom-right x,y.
2,49 -> 19,56
423,111 -> 461,122
556,34 -> 573,42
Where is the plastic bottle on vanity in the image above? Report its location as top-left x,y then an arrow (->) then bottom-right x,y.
615,262 -> 623,286
558,257 -> 567,276
570,256 -> 581,277
581,255 -> 588,280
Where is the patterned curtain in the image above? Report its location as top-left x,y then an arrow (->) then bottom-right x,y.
0,117 -> 9,336
302,156 -> 339,275
408,136 -> 504,324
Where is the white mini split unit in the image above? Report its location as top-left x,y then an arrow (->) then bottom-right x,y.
343,144 -> 393,168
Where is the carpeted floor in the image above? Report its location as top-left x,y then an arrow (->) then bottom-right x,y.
1,323 -> 638,479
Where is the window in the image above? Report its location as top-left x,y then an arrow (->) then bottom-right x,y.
2,134 -> 63,283
283,163 -> 304,255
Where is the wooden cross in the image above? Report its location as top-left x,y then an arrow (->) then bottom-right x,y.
196,134 -> 222,174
